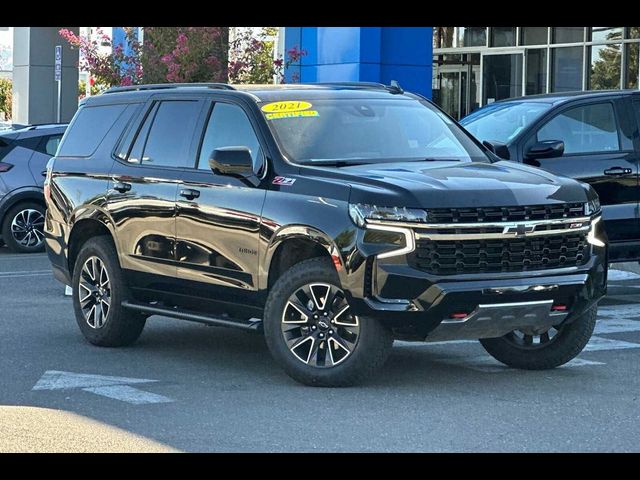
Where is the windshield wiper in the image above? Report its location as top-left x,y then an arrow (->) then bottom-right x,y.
299,159 -> 368,167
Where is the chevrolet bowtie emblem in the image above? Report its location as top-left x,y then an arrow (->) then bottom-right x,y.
503,224 -> 536,236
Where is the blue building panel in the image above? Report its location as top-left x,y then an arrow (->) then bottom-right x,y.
284,26 -> 432,97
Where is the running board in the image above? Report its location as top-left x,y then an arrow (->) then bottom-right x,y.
121,300 -> 262,331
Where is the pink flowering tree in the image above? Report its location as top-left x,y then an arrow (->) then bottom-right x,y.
142,27 -> 229,84
59,27 -> 142,91
228,27 -> 307,84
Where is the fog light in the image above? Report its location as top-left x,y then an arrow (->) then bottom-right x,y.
551,304 -> 567,312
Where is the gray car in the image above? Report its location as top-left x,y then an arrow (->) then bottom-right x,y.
0,124 -> 67,252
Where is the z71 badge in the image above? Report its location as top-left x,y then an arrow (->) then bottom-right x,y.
272,176 -> 296,186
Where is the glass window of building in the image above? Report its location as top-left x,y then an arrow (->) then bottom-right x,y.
537,103 -> 620,154
627,27 -> 640,39
590,27 -> 623,42
490,27 -> 516,47
589,44 -> 621,90
482,54 -> 523,104
551,47 -> 584,92
521,27 -> 548,45
433,27 -> 455,49
456,27 -> 486,47
526,49 -> 547,95
625,42 -> 639,89
552,27 -> 584,44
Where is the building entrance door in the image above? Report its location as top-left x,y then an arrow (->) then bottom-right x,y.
481,51 -> 524,106
433,53 -> 480,120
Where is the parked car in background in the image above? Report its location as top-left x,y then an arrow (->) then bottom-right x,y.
460,90 -> 640,263
0,124 -> 67,252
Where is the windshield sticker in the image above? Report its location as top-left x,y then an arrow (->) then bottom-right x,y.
265,110 -> 319,120
261,101 -> 313,113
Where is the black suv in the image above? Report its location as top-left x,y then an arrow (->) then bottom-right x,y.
44,83 -> 607,386
461,90 -> 640,263
1,124 -> 66,252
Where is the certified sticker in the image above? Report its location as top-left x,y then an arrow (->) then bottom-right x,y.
261,101 -> 312,113
265,110 -> 319,120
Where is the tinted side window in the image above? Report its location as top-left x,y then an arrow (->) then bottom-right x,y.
537,103 -> 620,154
58,104 -> 128,157
138,101 -> 201,168
41,135 -> 63,156
197,103 -> 261,170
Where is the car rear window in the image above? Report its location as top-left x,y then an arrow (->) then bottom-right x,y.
57,103 -> 130,157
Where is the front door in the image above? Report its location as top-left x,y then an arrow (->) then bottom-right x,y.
175,100 -> 267,308
524,99 -> 640,245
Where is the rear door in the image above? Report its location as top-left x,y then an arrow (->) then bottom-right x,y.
522,98 -> 639,244
106,95 -> 205,291
28,133 -> 64,186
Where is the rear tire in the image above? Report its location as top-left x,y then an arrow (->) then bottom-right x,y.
480,305 -> 597,370
72,236 -> 146,347
1,202 -> 46,253
263,257 -> 393,387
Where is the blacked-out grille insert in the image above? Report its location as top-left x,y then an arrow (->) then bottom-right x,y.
411,233 -> 589,275
427,203 -> 585,224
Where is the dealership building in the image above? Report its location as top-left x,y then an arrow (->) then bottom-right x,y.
284,27 -> 640,119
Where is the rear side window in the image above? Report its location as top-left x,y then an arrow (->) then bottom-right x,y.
127,100 -> 201,168
37,134 -> 63,156
537,102 -> 620,154
58,104 -> 128,157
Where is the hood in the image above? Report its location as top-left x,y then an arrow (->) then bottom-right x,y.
307,160 -> 593,208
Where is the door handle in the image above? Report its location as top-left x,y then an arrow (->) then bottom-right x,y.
604,167 -> 632,176
113,181 -> 132,193
179,188 -> 200,200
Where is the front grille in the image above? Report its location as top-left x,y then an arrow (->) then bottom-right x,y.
427,203 -> 585,223
411,233 -> 589,275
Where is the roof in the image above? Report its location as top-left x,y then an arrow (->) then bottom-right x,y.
491,89 -> 640,106
86,82 -> 417,105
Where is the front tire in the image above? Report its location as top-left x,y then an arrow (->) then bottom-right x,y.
480,305 -> 597,370
72,236 -> 146,347
263,257 -> 393,387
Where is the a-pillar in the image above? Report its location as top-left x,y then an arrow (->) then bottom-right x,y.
12,27 -> 79,125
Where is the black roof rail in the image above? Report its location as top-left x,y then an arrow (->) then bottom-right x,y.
311,81 -> 405,94
311,82 -> 389,90
103,83 -> 236,94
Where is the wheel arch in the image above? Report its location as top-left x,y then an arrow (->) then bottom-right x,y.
263,225 -> 344,292
0,187 -> 45,228
67,212 -> 118,276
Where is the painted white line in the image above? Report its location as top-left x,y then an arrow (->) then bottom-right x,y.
83,385 -> 173,405
33,370 -> 157,391
594,318 -> 640,335
598,304 -> 640,319
607,269 -> 640,281
64,285 -> 73,296
583,336 -> 640,352
0,273 -> 52,279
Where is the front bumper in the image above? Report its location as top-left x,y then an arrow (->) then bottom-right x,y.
346,248 -> 607,341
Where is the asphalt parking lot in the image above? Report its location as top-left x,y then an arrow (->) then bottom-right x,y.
1,247 -> 639,452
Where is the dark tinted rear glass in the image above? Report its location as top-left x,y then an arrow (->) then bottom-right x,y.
58,104 -> 129,157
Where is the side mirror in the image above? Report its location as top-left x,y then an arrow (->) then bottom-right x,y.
209,147 -> 254,178
525,140 -> 564,160
482,140 -> 510,160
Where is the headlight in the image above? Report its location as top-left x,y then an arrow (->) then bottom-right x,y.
349,203 -> 427,227
585,198 -> 600,216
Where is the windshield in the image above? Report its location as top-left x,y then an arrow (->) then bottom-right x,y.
460,101 -> 553,144
260,98 -> 488,165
